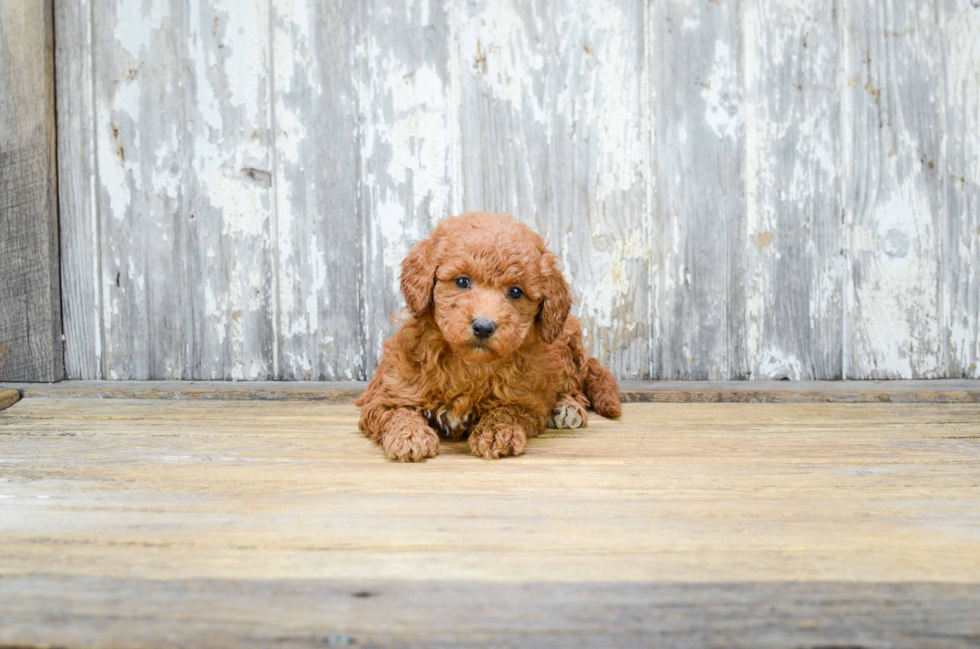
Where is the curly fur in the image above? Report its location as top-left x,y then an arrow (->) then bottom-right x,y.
355,212 -> 621,461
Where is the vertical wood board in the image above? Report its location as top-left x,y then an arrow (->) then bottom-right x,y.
842,0 -> 946,379
654,0 -> 744,380
740,0 -> 843,379
943,0 -> 980,379
91,0 -> 276,380
355,0 -> 462,372
47,0 -> 978,380
273,0 -> 364,380
0,0 -> 63,382
56,0 -> 101,380
455,0 -> 653,379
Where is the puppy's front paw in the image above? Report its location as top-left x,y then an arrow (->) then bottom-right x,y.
382,424 -> 439,462
547,396 -> 588,429
468,423 -> 527,460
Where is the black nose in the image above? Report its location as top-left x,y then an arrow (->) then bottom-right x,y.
471,318 -> 496,340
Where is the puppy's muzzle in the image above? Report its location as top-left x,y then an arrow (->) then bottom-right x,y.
471,318 -> 496,340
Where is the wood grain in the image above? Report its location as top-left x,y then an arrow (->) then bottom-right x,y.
50,1 -> 977,381
2,577 -> 979,648
356,0 -> 461,374
456,0 -> 652,379
654,0 -> 743,380
741,0 -> 843,379
91,0 -> 276,380
273,0 -> 364,381
0,0 -> 63,382
842,0 -> 946,378
1,400 -> 978,583
943,0 -> 980,379
55,0 -> 101,380
1,399 -> 979,646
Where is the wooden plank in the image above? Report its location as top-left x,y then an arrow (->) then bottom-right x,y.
272,0 -> 365,381
2,399 -> 978,644
654,0 -> 743,380
0,0 -> 63,382
1,400 -> 978,584
1,399 -> 980,646
943,0 -> 980,379
2,577 -> 979,648
92,0 -> 276,380
842,0 -> 946,378
55,0 -> 102,380
617,381 -> 980,403
740,0 -> 843,379
8,380 -> 366,402
455,0 -> 653,379
0,388 -> 19,411
356,0 -> 461,372
2,379 -> 979,403
51,0 -> 971,383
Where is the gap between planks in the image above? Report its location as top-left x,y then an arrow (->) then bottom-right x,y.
0,380 -> 978,403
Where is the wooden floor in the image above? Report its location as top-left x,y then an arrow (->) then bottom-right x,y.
1,398 -> 979,647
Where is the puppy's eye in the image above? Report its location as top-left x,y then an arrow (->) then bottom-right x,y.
455,277 -> 471,290
507,286 -> 524,300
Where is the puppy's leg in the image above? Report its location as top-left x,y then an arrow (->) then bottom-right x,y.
360,405 -> 439,462
547,394 -> 588,429
584,357 -> 622,419
468,406 -> 544,459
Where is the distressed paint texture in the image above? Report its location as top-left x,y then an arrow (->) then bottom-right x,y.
273,0 -> 364,380
56,0 -> 101,379
944,0 -> 980,378
52,0 -> 979,380
356,0 -> 462,372
655,0 -> 744,380
456,0 -> 652,380
842,0 -> 946,379
741,0 -> 843,379
90,0 -> 276,380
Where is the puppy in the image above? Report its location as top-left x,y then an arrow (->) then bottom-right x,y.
355,212 -> 621,461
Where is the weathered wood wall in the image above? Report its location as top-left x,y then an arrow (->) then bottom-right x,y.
53,0 -> 979,381
0,0 -> 63,382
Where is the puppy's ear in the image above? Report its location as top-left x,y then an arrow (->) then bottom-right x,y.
537,250 -> 572,344
401,235 -> 439,316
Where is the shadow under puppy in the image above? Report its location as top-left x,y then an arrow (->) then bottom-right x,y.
356,212 -> 621,461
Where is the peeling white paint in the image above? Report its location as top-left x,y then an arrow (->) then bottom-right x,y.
285,351 -> 313,374
852,181 -> 942,378
456,2 -> 548,124
305,237 -> 326,335
590,2 -> 643,206
217,0 -> 267,121
757,351 -> 805,381
67,0 -> 970,381
99,79 -> 141,222
944,5 -> 980,378
701,40 -> 742,140
210,175 -> 269,238
357,4 -> 457,312
577,230 -> 651,329
113,0 -> 169,58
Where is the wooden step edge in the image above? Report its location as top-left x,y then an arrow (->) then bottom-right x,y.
1,380 -> 978,403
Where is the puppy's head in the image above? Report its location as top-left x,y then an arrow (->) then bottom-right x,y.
401,212 -> 572,360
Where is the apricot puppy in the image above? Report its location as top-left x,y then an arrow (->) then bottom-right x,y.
355,212 -> 621,461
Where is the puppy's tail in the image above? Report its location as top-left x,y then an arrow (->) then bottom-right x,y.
584,357 -> 622,419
